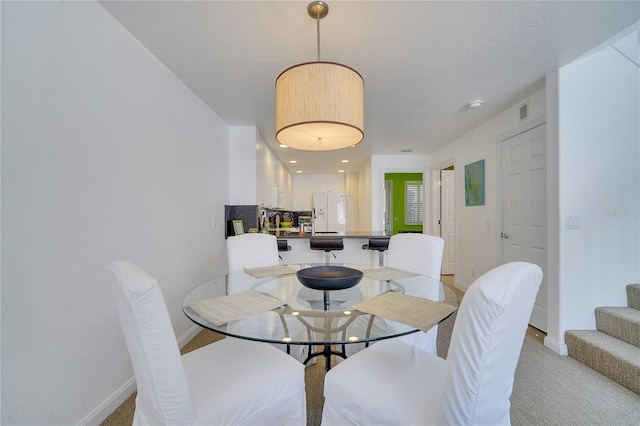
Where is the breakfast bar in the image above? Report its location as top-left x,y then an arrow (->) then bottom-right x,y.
224,204 -> 391,265
274,232 -> 390,265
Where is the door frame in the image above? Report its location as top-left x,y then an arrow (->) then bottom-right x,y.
373,164 -> 431,234
440,167 -> 456,275
384,179 -> 393,235
431,158 -> 457,279
384,172 -> 426,235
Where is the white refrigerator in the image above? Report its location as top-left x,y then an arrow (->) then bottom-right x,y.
312,192 -> 347,233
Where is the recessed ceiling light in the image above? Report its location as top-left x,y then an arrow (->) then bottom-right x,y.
467,100 -> 483,109
289,160 -> 297,163
279,144 -> 288,148
296,170 -> 302,173
341,159 -> 349,163
338,169 -> 345,173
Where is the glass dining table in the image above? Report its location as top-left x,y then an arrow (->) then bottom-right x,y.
182,263 -> 458,371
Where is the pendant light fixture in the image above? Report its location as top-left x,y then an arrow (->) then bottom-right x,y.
275,1 -> 364,151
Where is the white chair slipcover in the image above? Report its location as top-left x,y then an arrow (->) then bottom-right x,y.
109,260 -> 306,425
322,262 -> 543,426
343,233 -> 445,359
386,233 -> 445,352
226,233 -> 310,364
386,233 -> 445,280
226,233 -> 281,273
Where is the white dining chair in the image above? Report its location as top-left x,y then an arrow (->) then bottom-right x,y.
109,260 -> 306,426
321,262 -> 543,426
386,233 -> 445,352
386,233 -> 444,278
226,233 -> 281,273
226,233 -> 310,364
343,233 -> 445,359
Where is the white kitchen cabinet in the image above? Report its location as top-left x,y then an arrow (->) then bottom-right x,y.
329,175 -> 346,192
256,134 -> 292,208
293,178 -> 314,210
346,173 -> 358,197
256,140 -> 274,207
273,158 -> 292,208
347,194 -> 358,231
292,175 -> 345,210
312,176 -> 330,193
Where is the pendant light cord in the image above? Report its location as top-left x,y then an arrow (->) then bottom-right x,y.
316,12 -> 321,61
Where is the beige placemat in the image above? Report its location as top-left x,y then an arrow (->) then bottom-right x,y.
354,291 -> 457,332
243,265 -> 297,278
361,267 -> 418,281
188,290 -> 284,326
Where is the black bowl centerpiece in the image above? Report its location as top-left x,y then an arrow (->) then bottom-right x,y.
296,265 -> 363,291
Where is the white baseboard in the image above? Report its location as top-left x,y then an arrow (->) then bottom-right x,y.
77,376 -> 136,426
544,335 -> 568,355
77,324 -> 203,425
177,323 -> 203,349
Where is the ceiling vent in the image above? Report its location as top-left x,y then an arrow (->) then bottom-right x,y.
519,102 -> 529,121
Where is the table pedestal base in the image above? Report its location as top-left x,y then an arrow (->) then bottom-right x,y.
304,344 -> 346,371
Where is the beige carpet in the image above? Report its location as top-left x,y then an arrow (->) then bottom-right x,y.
101,281 -> 640,426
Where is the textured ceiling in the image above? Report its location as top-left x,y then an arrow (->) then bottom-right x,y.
99,1 -> 640,175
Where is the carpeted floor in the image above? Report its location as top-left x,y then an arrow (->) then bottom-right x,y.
101,281 -> 640,426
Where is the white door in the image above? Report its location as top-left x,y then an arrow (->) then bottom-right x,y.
501,123 -> 547,331
440,169 -> 456,274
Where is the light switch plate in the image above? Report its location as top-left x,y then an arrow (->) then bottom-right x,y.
565,216 -> 580,229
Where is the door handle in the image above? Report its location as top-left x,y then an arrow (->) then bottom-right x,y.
500,232 -> 509,239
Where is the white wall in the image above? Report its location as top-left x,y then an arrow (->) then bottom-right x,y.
551,44 -> 640,351
0,3 -> 3,422
430,88 -> 547,291
545,69 -> 562,354
428,37 -> 639,356
1,2 -> 229,424
357,158 -> 373,231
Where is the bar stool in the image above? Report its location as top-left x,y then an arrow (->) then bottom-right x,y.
310,236 -> 344,265
309,236 -> 344,310
361,236 -> 390,266
277,239 -> 291,260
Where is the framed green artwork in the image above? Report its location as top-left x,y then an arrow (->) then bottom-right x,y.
464,159 -> 485,206
232,219 -> 245,235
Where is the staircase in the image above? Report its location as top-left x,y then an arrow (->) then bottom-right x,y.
565,283 -> 640,395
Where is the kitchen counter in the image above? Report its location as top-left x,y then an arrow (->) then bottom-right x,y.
269,230 -> 389,239
271,231 -> 390,265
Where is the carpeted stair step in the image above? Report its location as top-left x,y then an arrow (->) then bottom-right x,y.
627,283 -> 640,310
565,330 -> 640,395
595,306 -> 640,348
